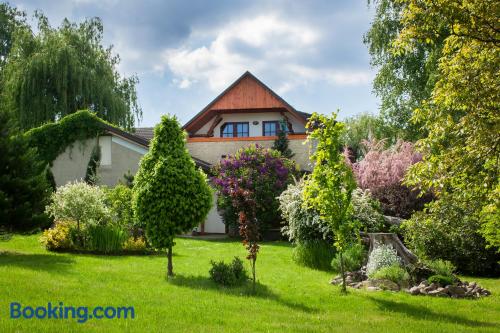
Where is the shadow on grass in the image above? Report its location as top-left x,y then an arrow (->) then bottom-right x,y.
0,250 -> 74,273
169,274 -> 317,313
368,296 -> 498,328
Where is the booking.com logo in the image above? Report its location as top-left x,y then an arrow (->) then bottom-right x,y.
10,302 -> 135,323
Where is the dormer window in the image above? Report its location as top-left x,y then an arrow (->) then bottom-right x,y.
220,122 -> 249,137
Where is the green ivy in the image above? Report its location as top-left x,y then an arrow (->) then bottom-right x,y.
24,110 -> 115,166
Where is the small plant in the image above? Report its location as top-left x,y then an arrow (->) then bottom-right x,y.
209,257 -> 248,287
122,236 -> 148,253
366,243 -> 401,276
332,243 -> 367,273
371,264 -> 410,286
423,259 -> 455,278
40,220 -> 76,251
351,188 -> 385,232
86,224 -> 128,254
428,274 -> 454,287
105,184 -> 142,236
292,240 -> 336,271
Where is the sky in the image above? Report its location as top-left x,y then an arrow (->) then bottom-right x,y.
10,0 -> 380,127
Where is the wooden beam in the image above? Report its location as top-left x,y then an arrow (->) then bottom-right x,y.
207,114 -> 223,137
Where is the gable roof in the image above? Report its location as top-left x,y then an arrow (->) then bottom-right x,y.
183,71 -> 310,134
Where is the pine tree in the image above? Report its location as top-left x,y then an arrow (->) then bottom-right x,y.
272,119 -> 294,158
0,111 -> 51,231
132,115 -> 212,277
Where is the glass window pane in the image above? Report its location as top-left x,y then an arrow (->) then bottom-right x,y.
236,123 -> 248,137
264,122 -> 277,136
222,123 -> 234,137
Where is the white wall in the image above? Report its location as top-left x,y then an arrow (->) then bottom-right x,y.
203,192 -> 226,233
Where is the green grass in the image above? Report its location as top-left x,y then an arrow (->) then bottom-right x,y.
0,235 -> 499,332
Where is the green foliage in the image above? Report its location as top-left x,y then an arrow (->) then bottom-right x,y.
45,181 -> 111,241
422,259 -> 455,278
279,180 -> 332,244
1,14 -> 141,129
402,197 -> 500,276
86,224 -> 128,254
351,189 -> 386,232
397,1 -> 500,256
364,0 -> 441,141
40,220 -> 76,251
209,257 -> 248,287
272,119 -> 294,159
292,240 -> 336,271
331,243 -> 367,273
133,115 -> 212,276
303,111 -> 357,292
25,110 -> 110,166
84,144 -> 101,185
371,264 -> 410,285
428,275 -> 454,287
0,3 -> 26,72
366,243 -> 401,277
0,110 -> 52,231
342,113 -> 398,160
105,184 -> 142,235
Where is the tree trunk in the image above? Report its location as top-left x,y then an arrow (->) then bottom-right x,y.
339,251 -> 347,293
367,233 -> 418,265
167,245 -> 174,278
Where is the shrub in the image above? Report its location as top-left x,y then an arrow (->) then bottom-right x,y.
212,144 -> 298,231
45,182 -> 110,239
351,188 -> 385,232
293,240 -> 336,271
0,110 -> 52,231
279,180 -> 332,244
86,224 -> 128,254
428,275 -> 454,287
133,115 -> 212,277
423,259 -> 455,278
332,243 -> 367,273
122,236 -> 148,253
40,220 -> 76,251
371,264 -> 410,285
349,140 -> 432,218
403,196 -> 500,276
105,184 -> 142,235
209,257 -> 248,286
366,243 -> 401,276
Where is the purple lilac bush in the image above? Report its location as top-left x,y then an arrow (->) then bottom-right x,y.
211,144 -> 299,232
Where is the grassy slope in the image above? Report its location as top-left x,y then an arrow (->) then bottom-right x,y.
0,235 -> 499,333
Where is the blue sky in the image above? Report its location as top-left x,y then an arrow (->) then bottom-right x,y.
11,0 -> 379,127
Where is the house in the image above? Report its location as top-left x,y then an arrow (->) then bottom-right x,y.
135,71 -> 311,170
46,72 -> 311,234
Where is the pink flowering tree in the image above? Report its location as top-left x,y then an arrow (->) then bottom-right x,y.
348,139 -> 432,218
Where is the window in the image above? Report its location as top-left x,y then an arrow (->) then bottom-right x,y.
220,122 -> 249,138
263,121 -> 289,136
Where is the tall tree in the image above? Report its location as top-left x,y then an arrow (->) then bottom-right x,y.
303,112 -> 357,293
364,0 -> 445,141
0,110 -> 51,231
398,0 -> 499,253
132,115 -> 212,277
1,13 -> 141,130
0,3 -> 26,72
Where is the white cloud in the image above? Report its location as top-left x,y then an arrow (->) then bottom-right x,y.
162,14 -> 372,93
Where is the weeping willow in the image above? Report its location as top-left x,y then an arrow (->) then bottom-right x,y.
1,15 -> 141,130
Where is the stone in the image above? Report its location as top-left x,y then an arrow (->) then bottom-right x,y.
447,285 -> 466,296
409,286 -> 420,295
367,286 -> 380,291
352,282 -> 363,289
428,288 -> 449,297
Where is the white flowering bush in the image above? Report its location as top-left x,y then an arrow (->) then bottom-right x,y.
278,180 -> 332,243
45,181 -> 111,232
351,188 -> 385,232
366,242 -> 402,277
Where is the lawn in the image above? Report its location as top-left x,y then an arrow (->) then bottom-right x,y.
0,235 -> 499,332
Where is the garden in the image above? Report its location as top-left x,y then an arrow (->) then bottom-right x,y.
0,1 -> 499,332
